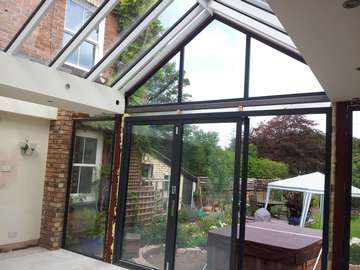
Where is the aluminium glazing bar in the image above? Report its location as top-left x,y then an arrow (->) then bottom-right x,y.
210,1 -> 299,55
114,7 -> 210,93
50,0 -> 118,69
87,0 -> 174,81
218,0 -> 285,33
6,0 -> 56,54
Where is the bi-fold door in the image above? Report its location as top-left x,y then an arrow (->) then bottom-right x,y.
114,118 -> 245,270
113,108 -> 332,270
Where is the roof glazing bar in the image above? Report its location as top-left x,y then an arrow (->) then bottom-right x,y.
5,0 -> 56,54
87,0 -> 174,81
218,0 -> 285,33
50,0 -> 118,69
115,7 -> 210,93
210,0 -> 299,55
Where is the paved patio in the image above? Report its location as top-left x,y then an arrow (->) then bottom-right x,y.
0,247 -> 127,270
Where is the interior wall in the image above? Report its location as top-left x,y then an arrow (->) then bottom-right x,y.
0,112 -> 50,248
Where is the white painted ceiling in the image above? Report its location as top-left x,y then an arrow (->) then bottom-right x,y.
268,0 -> 360,102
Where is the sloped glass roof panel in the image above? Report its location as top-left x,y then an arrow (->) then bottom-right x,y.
128,52 -> 180,106
14,0 -> 106,66
0,0 -> 43,50
209,0 -> 298,54
95,0 -> 197,86
243,0 -> 273,13
182,20 -> 246,102
58,0 -> 161,75
249,38 -> 324,97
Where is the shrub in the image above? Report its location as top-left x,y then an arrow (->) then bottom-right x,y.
178,207 -> 197,223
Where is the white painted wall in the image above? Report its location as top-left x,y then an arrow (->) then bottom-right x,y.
0,112 -> 50,246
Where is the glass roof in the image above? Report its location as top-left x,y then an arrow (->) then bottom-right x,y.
0,0 -> 43,51
0,0 -> 307,93
94,0 -> 197,86
14,0 -> 105,65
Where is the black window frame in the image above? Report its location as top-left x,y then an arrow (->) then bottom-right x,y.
124,17 -> 328,113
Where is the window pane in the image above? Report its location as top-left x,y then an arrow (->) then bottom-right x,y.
63,32 -> 79,66
84,137 -> 97,164
78,167 -> 94,193
121,125 -> 174,269
350,111 -> 360,267
96,0 -> 197,85
73,136 -> 85,163
65,0 -> 84,32
244,114 -> 326,270
175,123 -> 236,270
128,53 -> 180,106
249,38 -> 324,97
0,0 -> 42,50
79,41 -> 95,70
65,119 -> 115,259
182,21 -> 246,102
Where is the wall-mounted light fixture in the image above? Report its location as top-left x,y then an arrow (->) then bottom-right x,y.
19,137 -> 37,156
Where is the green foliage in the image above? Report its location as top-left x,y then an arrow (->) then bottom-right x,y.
350,244 -> 360,265
248,144 -> 289,179
352,138 -> 360,189
178,207 -> 198,223
140,216 -> 167,245
251,115 -> 325,175
177,224 -> 206,248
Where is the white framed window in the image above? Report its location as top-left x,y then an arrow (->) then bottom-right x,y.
71,130 -> 103,195
63,0 -> 105,71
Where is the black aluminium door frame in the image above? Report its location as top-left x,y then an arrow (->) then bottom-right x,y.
344,105 -> 360,270
113,106 -> 332,270
113,118 -> 243,270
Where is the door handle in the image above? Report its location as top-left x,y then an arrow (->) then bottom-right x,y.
171,199 -> 176,217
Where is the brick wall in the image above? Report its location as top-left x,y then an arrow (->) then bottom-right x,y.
0,0 -> 120,64
39,110 -> 87,249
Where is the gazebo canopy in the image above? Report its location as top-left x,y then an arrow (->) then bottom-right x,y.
265,172 -> 360,227
268,172 -> 360,197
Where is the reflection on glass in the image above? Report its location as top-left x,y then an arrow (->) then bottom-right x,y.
16,0 -> 104,66
121,125 -> 174,269
0,0 -> 42,50
182,21 -> 246,102
175,123 -> 236,270
128,53 -> 180,106
249,39 -> 324,97
99,0 -> 196,86
350,111 -> 360,268
64,119 -> 115,259
243,115 -> 325,270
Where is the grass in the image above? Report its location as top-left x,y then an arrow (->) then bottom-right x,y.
351,217 -> 360,238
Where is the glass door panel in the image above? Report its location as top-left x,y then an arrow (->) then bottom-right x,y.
64,119 -> 116,259
121,124 -> 175,269
174,123 -> 237,270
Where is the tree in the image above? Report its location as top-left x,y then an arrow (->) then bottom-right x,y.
353,137 -> 360,188
251,115 -> 325,175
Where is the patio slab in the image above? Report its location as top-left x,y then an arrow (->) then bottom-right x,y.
0,247 -> 127,270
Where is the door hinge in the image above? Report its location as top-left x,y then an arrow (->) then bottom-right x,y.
175,126 -> 179,135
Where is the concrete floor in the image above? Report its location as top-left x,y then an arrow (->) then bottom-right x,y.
0,247 -> 127,270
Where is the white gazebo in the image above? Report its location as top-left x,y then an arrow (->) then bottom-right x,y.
265,172 -> 360,227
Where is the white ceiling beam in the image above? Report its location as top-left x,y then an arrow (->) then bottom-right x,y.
0,51 -> 124,115
116,8 -> 211,94
87,0 -> 174,81
6,0 -> 56,54
51,0 -> 119,69
209,1 -> 299,54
